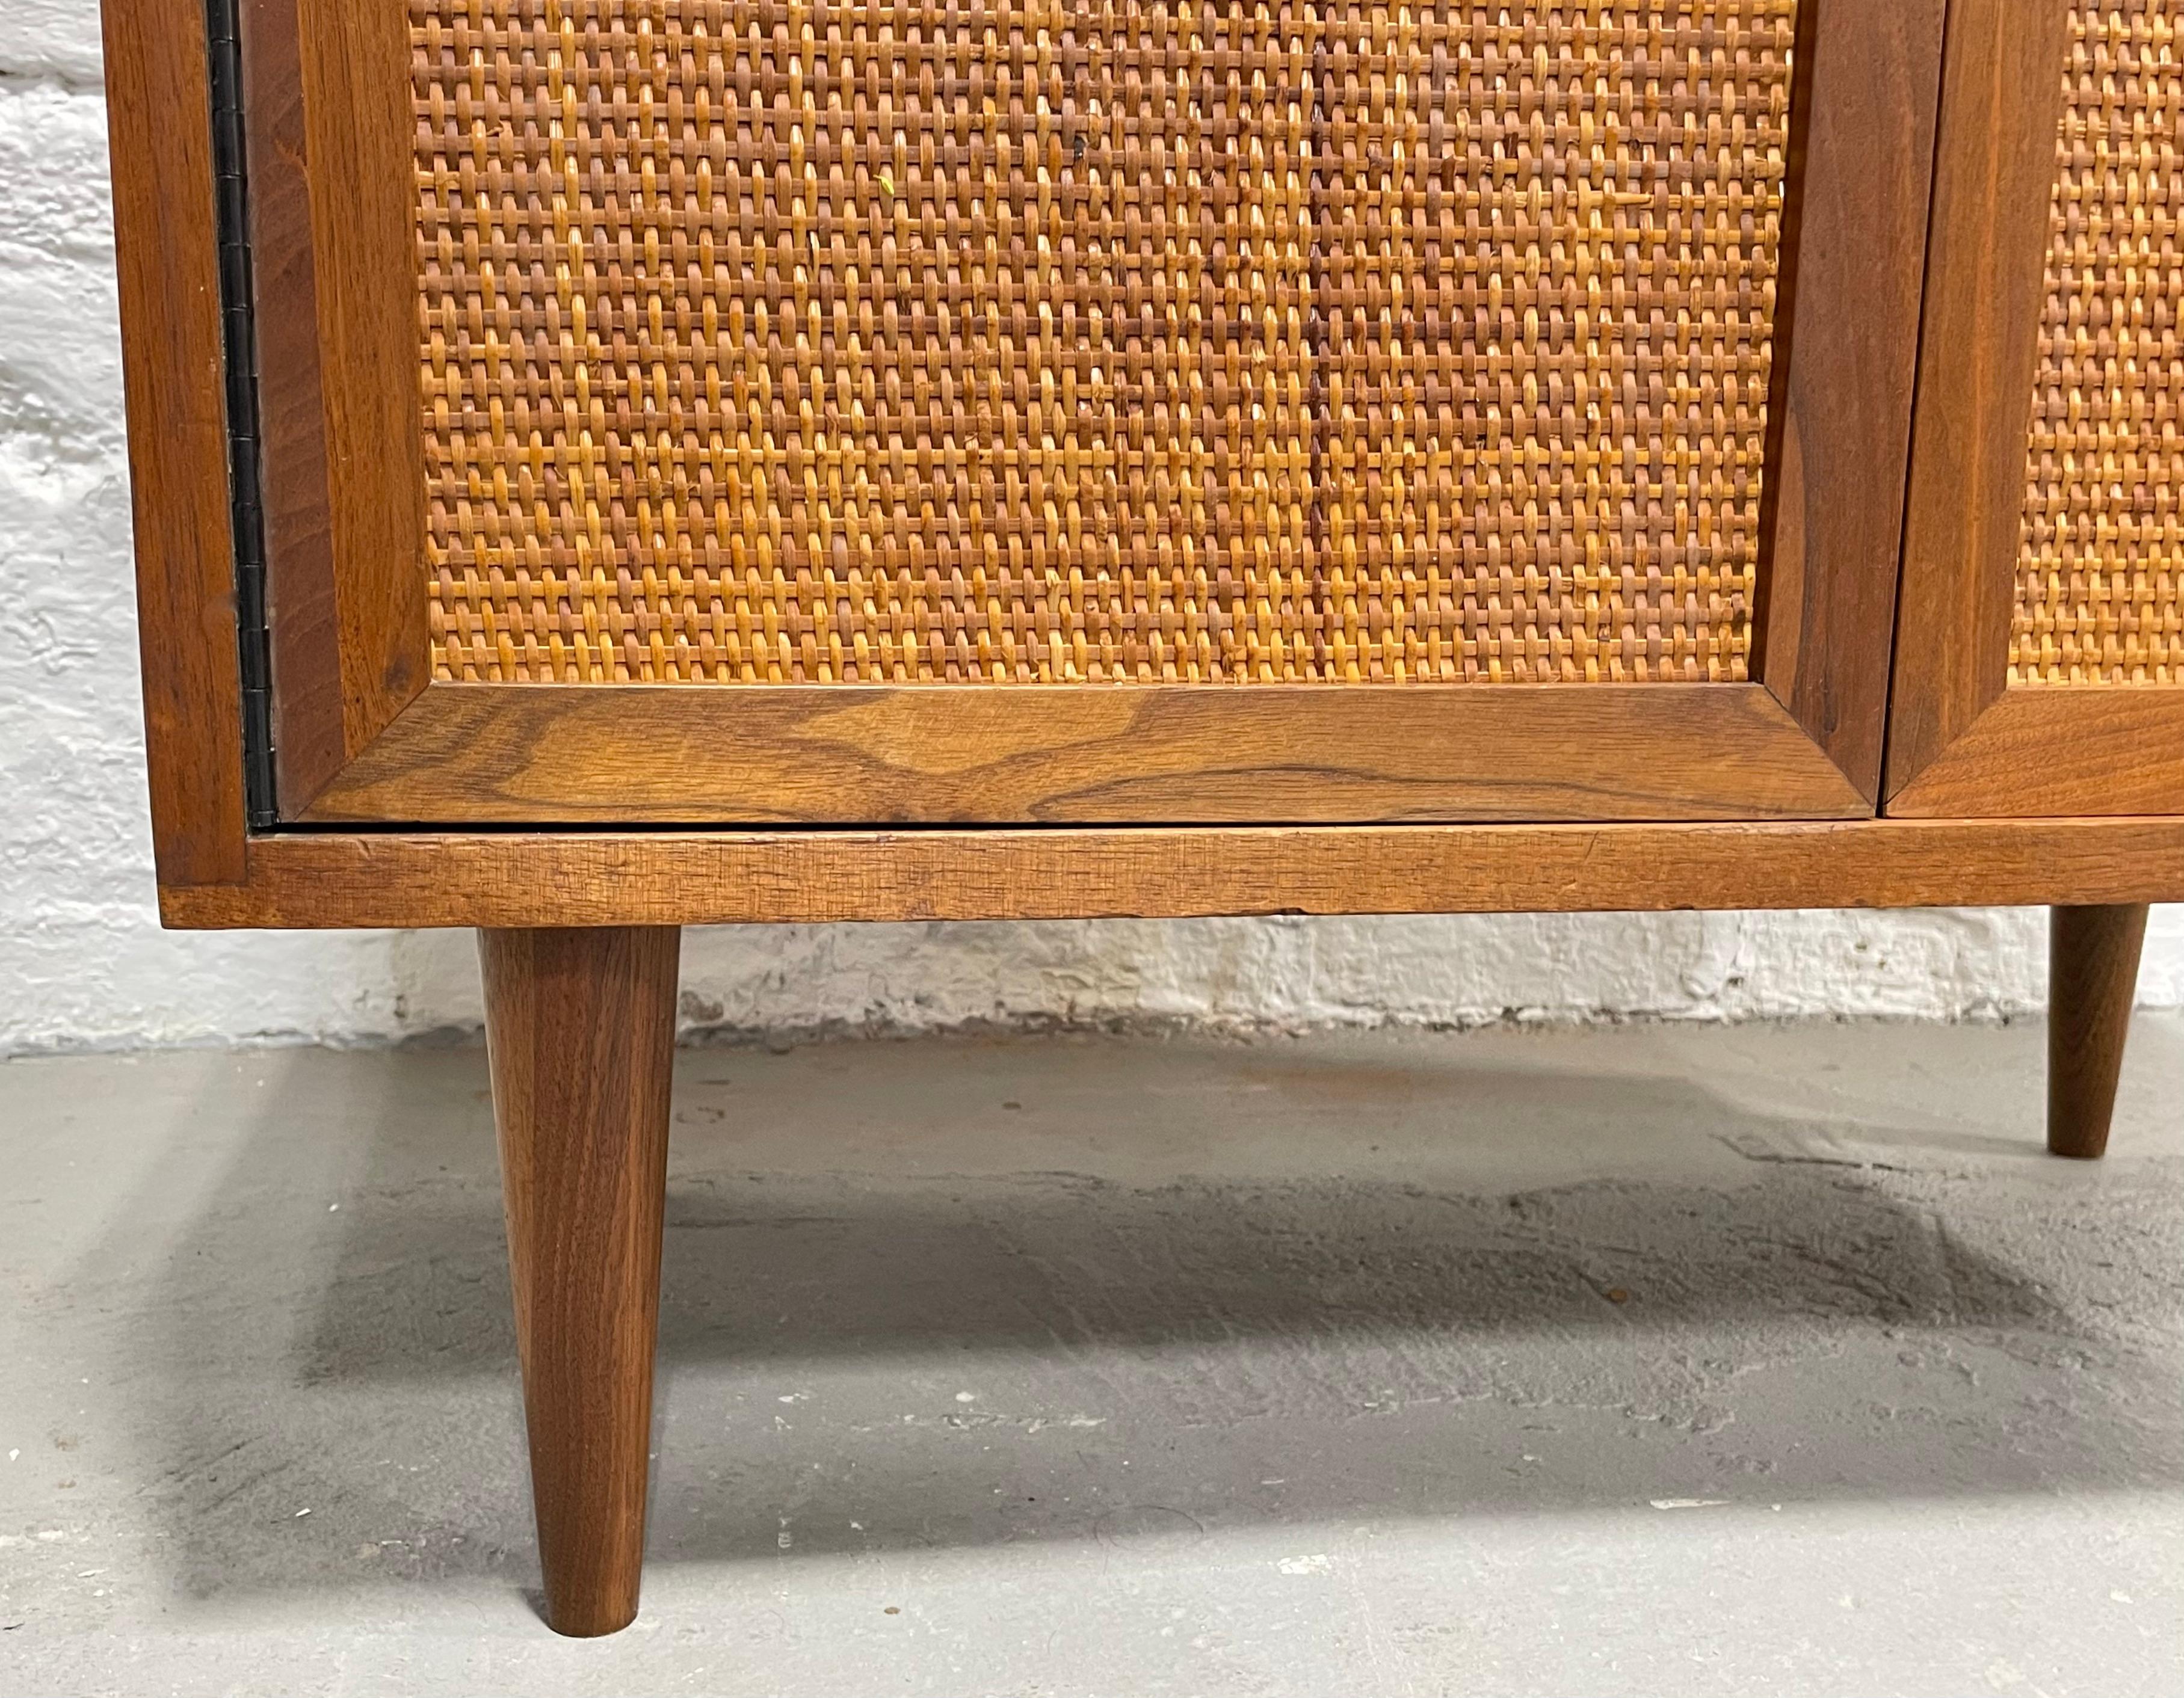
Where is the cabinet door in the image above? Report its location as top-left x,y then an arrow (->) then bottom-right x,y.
238,0 -> 1938,826
1891,0 -> 2184,816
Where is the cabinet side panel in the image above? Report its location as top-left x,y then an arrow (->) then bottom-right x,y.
102,0 -> 250,885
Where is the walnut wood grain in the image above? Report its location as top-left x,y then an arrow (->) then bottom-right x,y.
2047,903 -> 2149,1159
100,0 -> 249,885
282,0 -> 429,798
1756,0 -> 1946,800
1887,689 -> 2184,817
160,816 -> 2184,930
298,681 -> 1872,826
246,0 -> 1916,830
239,0 -> 345,803
1886,0 -> 2076,801
483,925 -> 681,1637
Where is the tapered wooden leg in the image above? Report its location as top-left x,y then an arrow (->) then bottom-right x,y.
480,926 -> 680,1637
2048,904 -> 2149,1161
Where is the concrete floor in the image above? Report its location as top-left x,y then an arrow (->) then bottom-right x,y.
1,1020 -> 2180,1696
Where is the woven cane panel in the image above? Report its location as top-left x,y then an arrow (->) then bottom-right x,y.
413,1 -> 1794,685
2014,0 -> 2184,686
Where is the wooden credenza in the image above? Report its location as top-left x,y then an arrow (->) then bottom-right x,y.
105,0 -> 2183,1636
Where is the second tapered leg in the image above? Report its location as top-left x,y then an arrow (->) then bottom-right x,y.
2047,904 -> 2148,1161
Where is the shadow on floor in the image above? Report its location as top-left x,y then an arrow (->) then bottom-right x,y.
69,1030 -> 2184,1604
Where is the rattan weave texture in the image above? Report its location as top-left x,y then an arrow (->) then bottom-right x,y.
414,0 -> 1794,685
2016,0 -> 2184,687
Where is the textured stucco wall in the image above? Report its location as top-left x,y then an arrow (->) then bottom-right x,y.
4,4 -> 2180,1053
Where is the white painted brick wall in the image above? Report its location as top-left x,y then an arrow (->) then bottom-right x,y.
4,2 -> 2179,1051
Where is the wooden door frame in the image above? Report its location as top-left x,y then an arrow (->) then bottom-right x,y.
198,0 -> 1942,827
241,0 -> 430,805
1889,0 -> 2184,818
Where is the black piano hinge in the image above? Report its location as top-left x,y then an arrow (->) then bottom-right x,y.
205,0 -> 278,828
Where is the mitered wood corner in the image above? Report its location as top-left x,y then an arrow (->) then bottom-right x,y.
1753,0 -> 1945,802
1879,0 -> 2184,814
1886,691 -> 2184,817
245,0 -> 429,814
